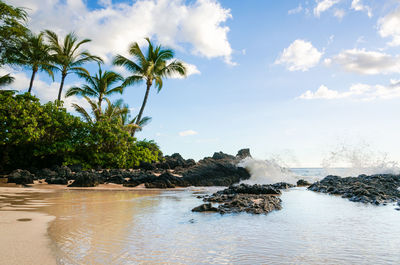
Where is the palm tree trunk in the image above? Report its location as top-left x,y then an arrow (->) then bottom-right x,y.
28,69 -> 37,94
132,81 -> 151,138
58,73 -> 66,103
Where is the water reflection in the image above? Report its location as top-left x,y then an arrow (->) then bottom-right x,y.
1,188 -> 400,264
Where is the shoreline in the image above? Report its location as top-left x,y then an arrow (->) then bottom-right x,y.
0,186 -> 57,265
0,182 -> 188,192
0,184 -> 184,265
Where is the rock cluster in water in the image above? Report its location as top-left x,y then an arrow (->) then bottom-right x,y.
193,183 -> 294,215
308,174 -> 400,205
1,149 -> 252,188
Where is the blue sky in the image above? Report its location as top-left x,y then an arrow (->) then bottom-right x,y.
5,0 -> 400,166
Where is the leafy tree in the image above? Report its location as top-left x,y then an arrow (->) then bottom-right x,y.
0,1 -> 28,83
12,31 -> 55,93
113,37 -> 187,137
44,30 -> 103,102
0,91 -> 161,172
66,64 -> 124,115
0,90 -> 88,172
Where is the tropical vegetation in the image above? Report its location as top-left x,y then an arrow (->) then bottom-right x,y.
0,1 -> 188,173
113,37 -> 187,137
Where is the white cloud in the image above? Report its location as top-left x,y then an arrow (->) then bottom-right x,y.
275,39 -> 323,71
299,82 -> 400,100
329,49 -> 400,75
351,0 -> 372,18
288,4 -> 303,15
179,130 -> 198,136
378,7 -> 400,46
334,9 -> 345,20
299,85 -> 343,99
8,0 -> 235,64
314,0 -> 341,17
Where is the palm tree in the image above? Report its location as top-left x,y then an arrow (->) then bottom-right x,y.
13,31 -> 54,93
44,30 -> 102,102
0,73 -> 14,87
119,103 -> 152,136
112,37 -> 187,137
65,64 -> 124,116
72,97 -> 127,124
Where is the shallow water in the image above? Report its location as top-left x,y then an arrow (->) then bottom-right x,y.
2,187 -> 399,265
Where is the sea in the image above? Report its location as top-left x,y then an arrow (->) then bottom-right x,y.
1,163 -> 399,264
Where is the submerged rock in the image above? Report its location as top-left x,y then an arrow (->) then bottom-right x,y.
194,183 -> 290,215
297,179 -> 311,187
192,203 -> 218,212
308,174 -> 400,206
6,169 -> 34,185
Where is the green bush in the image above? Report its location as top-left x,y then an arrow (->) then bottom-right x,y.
0,91 -> 161,173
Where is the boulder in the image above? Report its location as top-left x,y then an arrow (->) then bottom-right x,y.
68,172 -> 99,187
297,179 -> 311,187
219,184 -> 281,195
182,156 -> 250,186
158,153 -> 196,169
236,148 -> 251,159
106,175 -> 126,184
195,184 -> 284,215
192,203 -> 218,212
6,169 -> 34,185
45,176 -> 68,185
37,168 -> 57,179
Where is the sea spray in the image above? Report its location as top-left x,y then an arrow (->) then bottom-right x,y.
321,141 -> 400,177
237,157 -> 300,184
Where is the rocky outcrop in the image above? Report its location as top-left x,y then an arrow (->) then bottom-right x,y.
4,148 -> 253,189
45,176 -> 68,185
6,169 -> 34,185
155,153 -> 196,170
308,174 -> 400,205
193,183 -> 293,215
67,172 -> 100,187
192,203 -> 218,212
123,149 -> 252,188
180,149 -> 252,186
297,179 -> 311,187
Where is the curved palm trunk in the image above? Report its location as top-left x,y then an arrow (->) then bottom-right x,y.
132,81 -> 151,138
57,73 -> 67,103
28,68 -> 37,94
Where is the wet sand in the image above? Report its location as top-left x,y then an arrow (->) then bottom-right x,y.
0,211 -> 56,265
0,187 -> 57,265
0,183 -> 182,265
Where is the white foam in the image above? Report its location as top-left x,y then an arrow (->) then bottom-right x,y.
237,157 -> 299,185
322,141 -> 400,177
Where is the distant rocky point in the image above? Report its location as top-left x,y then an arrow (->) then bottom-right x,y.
1,149 -> 253,188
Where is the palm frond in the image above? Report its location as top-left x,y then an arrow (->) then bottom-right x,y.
0,74 -> 14,87
72,103 -> 93,123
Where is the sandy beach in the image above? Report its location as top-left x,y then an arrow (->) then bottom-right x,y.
0,184 -> 172,265
0,186 -> 57,265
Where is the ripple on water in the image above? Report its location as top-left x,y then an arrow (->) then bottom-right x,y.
3,188 -> 400,264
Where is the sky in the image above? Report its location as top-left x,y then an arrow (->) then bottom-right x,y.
4,0 -> 400,167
